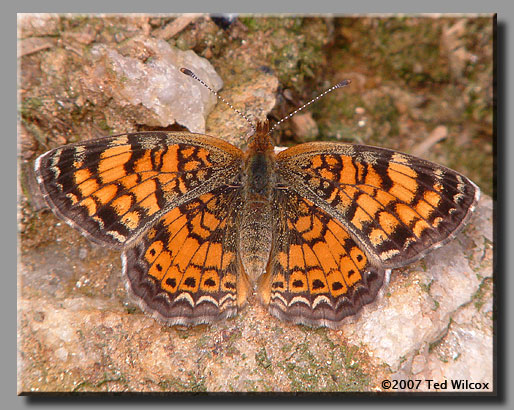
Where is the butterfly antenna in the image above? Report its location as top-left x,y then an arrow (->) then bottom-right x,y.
180,68 -> 256,133
268,79 -> 352,135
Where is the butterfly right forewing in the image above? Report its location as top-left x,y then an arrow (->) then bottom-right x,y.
275,142 -> 480,269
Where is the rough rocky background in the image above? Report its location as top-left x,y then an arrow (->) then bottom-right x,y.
17,14 -> 494,393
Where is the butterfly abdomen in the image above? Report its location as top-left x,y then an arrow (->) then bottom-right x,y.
239,146 -> 276,285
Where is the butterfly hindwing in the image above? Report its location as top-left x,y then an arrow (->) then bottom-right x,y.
258,189 -> 384,328
123,185 -> 251,326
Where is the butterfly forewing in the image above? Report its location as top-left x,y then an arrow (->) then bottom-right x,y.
34,132 -> 244,249
275,142 -> 480,269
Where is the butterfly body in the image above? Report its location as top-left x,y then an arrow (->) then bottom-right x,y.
34,120 -> 479,328
239,122 -> 276,285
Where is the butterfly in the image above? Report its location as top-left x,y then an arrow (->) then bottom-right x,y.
34,78 -> 480,329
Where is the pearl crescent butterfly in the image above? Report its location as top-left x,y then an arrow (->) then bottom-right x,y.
34,83 -> 480,329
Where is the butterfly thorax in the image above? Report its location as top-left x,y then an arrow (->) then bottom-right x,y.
239,121 -> 276,286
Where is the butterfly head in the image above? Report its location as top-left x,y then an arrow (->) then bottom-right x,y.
247,120 -> 274,153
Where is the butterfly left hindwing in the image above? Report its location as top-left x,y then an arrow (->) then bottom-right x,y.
123,185 -> 251,326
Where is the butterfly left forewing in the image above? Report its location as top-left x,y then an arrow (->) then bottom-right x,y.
34,132 -> 243,249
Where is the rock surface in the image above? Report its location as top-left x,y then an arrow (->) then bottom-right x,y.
87,38 -> 223,133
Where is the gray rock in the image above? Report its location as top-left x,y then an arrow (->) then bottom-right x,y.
89,38 -> 222,133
